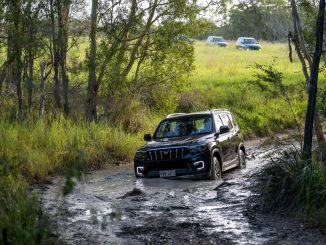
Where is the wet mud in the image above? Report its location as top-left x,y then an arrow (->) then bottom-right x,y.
40,136 -> 326,244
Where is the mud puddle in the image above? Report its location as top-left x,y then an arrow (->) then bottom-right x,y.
40,136 -> 326,244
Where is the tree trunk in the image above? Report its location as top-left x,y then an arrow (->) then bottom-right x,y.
86,0 -> 99,122
302,0 -> 325,159
38,62 -> 47,117
27,51 -> 34,112
11,1 -> 23,123
0,62 -> 8,95
51,0 -> 62,109
60,0 -> 71,115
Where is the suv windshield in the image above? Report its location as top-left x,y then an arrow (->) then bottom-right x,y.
154,115 -> 213,139
213,37 -> 224,42
243,38 -> 257,44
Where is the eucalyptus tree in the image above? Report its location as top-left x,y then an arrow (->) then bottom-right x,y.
85,0 -> 220,121
301,0 -> 325,161
289,0 -> 326,163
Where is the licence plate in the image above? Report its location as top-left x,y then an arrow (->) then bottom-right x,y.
159,170 -> 176,178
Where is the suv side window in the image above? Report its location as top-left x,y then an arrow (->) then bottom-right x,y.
228,113 -> 238,127
220,114 -> 233,129
214,114 -> 223,131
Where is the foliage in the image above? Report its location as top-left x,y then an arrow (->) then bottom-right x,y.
197,0 -> 292,41
0,175 -> 49,244
251,60 -> 304,136
259,149 -> 326,228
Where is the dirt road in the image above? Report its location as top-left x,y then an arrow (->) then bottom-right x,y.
40,136 -> 326,244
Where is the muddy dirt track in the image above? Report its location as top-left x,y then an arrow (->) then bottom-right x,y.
40,136 -> 326,245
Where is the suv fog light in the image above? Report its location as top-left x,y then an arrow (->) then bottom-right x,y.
193,161 -> 205,170
136,166 -> 144,175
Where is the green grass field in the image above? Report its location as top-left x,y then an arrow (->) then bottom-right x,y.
192,41 -> 302,85
184,41 -> 308,136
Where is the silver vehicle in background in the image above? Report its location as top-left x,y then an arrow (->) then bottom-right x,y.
236,37 -> 262,51
206,36 -> 228,47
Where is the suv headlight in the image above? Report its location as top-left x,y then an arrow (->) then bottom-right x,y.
135,151 -> 147,161
189,145 -> 206,154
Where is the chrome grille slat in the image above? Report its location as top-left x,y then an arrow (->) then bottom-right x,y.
147,147 -> 188,160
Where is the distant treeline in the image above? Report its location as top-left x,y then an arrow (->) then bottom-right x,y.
197,0 -> 292,41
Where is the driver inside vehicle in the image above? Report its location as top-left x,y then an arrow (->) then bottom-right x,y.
203,118 -> 212,132
175,122 -> 186,136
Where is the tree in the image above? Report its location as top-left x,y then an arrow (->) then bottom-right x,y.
84,0 -> 213,121
7,0 -> 24,123
204,0 -> 292,41
302,0 -> 325,159
86,0 -> 98,121
289,0 -> 326,162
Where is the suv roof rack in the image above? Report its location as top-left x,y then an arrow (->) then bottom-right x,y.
166,113 -> 187,118
212,108 -> 230,112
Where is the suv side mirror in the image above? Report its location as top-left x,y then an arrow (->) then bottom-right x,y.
219,125 -> 230,134
144,133 -> 152,141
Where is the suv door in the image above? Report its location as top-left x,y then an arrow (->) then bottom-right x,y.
228,113 -> 242,151
215,113 -> 233,169
220,113 -> 238,167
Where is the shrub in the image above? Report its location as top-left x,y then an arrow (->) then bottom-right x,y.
259,150 -> 326,228
0,175 -> 48,244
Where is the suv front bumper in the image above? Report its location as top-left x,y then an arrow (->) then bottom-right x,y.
134,157 -> 210,178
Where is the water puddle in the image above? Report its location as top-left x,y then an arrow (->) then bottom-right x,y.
40,136 -> 326,245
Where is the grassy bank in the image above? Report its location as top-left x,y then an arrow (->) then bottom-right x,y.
0,117 -> 143,181
0,118 -> 144,243
259,151 -> 326,230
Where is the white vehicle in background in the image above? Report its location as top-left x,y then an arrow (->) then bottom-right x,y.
206,36 -> 228,47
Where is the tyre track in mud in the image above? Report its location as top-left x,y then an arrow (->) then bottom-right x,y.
40,136 -> 326,245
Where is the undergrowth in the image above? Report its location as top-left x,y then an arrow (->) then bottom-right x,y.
0,175 -> 49,244
259,150 -> 326,229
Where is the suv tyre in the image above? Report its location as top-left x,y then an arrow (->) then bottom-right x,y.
209,156 -> 222,180
238,149 -> 246,169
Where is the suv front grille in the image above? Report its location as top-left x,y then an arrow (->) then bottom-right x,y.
147,147 -> 188,161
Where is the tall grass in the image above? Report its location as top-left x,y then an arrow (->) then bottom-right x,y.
0,117 -> 143,182
259,150 -> 326,228
0,175 -> 48,244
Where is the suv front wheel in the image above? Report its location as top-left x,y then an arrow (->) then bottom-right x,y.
209,156 -> 222,180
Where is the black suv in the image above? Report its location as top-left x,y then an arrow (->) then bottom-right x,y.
134,109 -> 246,180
